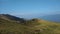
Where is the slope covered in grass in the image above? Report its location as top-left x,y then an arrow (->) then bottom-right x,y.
0,14 -> 60,34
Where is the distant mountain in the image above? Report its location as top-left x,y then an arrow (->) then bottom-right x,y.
40,14 -> 60,22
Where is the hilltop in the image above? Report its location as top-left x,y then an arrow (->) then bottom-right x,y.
0,14 -> 60,34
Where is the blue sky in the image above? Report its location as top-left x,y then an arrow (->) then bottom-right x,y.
0,0 -> 60,18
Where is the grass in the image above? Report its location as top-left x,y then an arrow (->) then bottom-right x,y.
0,18 -> 60,34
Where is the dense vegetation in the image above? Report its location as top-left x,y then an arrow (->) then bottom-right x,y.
0,14 -> 60,34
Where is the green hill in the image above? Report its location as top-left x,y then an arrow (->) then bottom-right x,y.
0,14 -> 60,34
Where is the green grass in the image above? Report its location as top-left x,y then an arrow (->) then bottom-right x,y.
0,18 -> 60,34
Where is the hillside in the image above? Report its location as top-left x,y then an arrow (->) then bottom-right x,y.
0,14 -> 60,34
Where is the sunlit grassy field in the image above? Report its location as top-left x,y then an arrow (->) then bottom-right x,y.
0,18 -> 60,34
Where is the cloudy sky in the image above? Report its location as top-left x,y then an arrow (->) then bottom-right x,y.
0,0 -> 60,18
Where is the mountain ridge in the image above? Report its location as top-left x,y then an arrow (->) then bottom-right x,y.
39,14 -> 60,22
0,14 -> 26,23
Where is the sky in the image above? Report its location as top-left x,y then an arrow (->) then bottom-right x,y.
0,0 -> 60,18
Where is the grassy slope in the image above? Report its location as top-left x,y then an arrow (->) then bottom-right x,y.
0,18 -> 60,34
